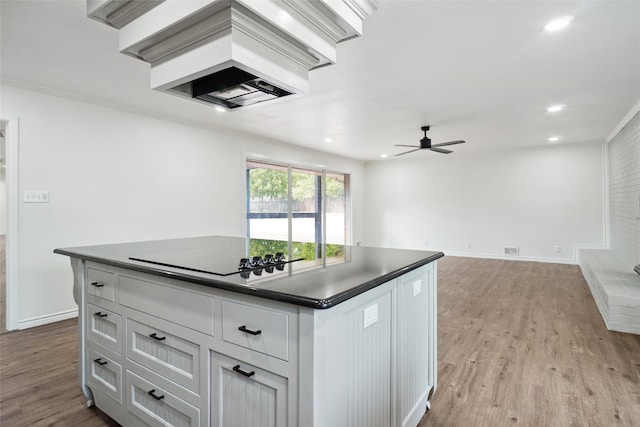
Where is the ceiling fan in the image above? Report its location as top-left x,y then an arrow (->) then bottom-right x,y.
394,126 -> 465,156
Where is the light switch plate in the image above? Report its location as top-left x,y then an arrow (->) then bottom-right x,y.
23,190 -> 49,203
412,280 -> 422,297
363,304 -> 378,329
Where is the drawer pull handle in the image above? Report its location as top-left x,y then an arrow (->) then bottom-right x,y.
149,333 -> 166,341
90,281 -> 105,288
94,358 -> 108,366
233,365 -> 255,378
147,389 -> 165,401
238,325 -> 262,336
94,312 -> 108,318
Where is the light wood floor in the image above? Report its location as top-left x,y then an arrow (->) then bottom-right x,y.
0,256 -> 638,426
419,257 -> 640,426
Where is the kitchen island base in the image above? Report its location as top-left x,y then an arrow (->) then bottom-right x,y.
58,237 -> 440,427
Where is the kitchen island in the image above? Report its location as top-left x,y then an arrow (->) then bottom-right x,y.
55,236 -> 443,427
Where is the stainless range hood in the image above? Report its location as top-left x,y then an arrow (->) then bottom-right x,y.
88,0 -> 378,111
191,67 -> 292,109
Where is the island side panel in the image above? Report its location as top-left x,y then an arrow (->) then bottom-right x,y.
70,257 -> 94,406
310,279 -> 397,426
396,262 -> 437,426
303,262 -> 437,427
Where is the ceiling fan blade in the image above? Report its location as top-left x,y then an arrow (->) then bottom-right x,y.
394,144 -> 420,148
429,147 -> 452,154
431,140 -> 465,148
394,148 -> 422,156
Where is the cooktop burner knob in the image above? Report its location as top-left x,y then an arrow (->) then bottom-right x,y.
239,257 -> 252,270
274,252 -> 286,263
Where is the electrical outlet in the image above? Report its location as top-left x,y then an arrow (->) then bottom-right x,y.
424,240 -> 429,247
466,241 -> 472,249
554,245 -> 561,254
363,304 -> 378,329
412,280 -> 422,297
504,247 -> 519,256
23,190 -> 49,203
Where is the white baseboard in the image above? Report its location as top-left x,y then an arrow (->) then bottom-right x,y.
18,308 -> 78,330
444,251 -> 577,265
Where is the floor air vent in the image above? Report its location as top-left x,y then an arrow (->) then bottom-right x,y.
504,247 -> 520,256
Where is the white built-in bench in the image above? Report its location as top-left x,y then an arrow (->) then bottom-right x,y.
579,249 -> 640,335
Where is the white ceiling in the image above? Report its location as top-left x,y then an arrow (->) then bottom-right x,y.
1,1 -> 639,161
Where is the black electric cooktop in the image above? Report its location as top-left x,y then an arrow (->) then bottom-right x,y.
129,249 -> 302,278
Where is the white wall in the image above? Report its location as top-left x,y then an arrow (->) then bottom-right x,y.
1,84 -> 366,328
364,142 -> 605,262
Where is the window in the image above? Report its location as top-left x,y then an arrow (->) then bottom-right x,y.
246,160 -> 349,266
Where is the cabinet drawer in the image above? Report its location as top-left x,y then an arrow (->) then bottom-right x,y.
87,348 -> 122,404
119,275 -> 214,335
126,370 -> 200,427
127,318 -> 200,394
87,266 -> 116,302
222,300 -> 289,361
87,304 -> 122,355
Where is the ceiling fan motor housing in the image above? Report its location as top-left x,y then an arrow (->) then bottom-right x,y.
420,137 -> 432,149
420,125 -> 431,148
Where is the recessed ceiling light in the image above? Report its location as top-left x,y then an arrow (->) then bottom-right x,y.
544,16 -> 574,32
380,154 -> 388,158
548,136 -> 560,142
547,104 -> 565,113
214,106 -> 226,112
324,137 -> 333,143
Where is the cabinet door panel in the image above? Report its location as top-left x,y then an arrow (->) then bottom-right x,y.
127,370 -> 200,427
211,352 -> 287,427
87,303 -> 122,355
87,348 -> 122,404
127,318 -> 200,394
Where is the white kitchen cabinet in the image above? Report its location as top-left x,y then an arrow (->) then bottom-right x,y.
126,370 -> 200,427
68,255 -> 437,427
87,347 -> 123,404
221,299 -> 290,361
87,303 -> 122,355
211,351 -> 289,427
126,317 -> 202,394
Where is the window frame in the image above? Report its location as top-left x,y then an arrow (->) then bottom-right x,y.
245,159 -> 351,264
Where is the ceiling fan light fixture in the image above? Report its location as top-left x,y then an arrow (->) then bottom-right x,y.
544,16 -> 574,32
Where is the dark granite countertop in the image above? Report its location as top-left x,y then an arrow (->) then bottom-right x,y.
54,236 -> 443,309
